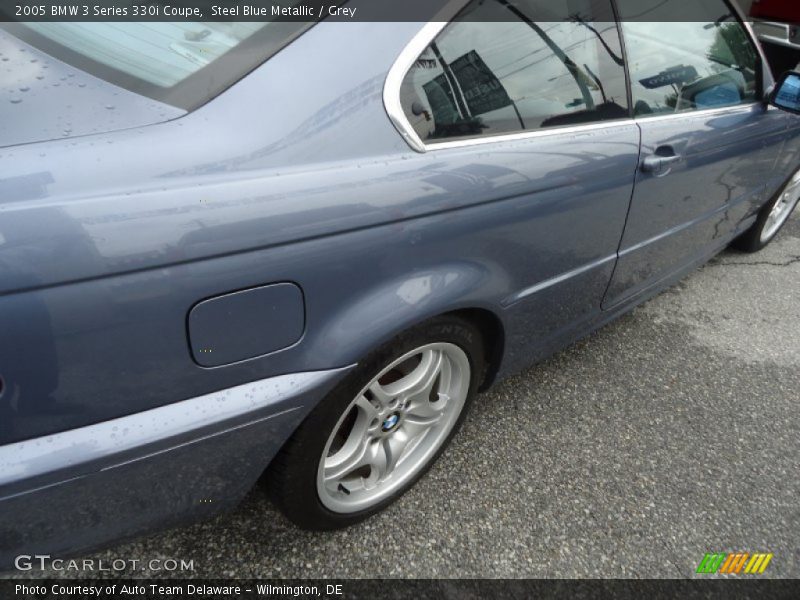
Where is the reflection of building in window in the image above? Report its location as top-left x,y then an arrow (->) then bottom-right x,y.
400,0 -> 629,142
422,48 -> 520,139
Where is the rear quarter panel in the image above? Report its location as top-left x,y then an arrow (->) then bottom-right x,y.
0,21 -> 640,445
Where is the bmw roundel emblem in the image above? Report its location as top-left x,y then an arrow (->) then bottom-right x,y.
382,414 -> 400,431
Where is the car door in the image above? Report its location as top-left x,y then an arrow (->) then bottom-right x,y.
603,0 -> 789,308
389,0 -> 641,369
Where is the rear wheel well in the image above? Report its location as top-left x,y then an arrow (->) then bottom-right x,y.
447,308 -> 504,391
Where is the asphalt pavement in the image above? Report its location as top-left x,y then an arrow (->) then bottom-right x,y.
16,213 -> 800,580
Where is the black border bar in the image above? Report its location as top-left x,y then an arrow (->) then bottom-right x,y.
0,0 -> 760,23
3,579 -> 800,600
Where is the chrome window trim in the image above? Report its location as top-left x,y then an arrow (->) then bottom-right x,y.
384,20 -> 452,153
383,0 -> 470,153
633,102 -> 763,124
383,0 -> 774,154
383,9 -> 636,154
413,118 -> 639,151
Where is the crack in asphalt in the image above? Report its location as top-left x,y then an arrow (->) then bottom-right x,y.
713,255 -> 800,269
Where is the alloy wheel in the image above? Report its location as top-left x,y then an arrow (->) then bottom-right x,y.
761,170 -> 800,243
316,342 -> 470,514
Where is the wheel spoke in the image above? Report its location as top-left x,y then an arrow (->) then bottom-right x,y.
404,401 -> 448,426
324,434 -> 369,483
384,430 -> 408,473
324,404 -> 374,483
399,425 -> 431,461
364,431 -> 409,489
387,349 -> 443,401
404,355 -> 451,425
354,394 -> 379,421
363,439 -> 388,489
367,381 -> 394,408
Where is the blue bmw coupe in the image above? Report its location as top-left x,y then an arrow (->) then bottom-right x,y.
1,0 -> 799,564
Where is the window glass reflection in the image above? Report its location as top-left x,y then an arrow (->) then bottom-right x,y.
400,0 -> 628,142
616,0 -> 760,116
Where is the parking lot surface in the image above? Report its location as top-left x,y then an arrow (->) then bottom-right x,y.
14,214 -> 800,580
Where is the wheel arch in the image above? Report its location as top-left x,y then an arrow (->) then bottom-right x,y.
446,307 -> 505,391
303,262 -> 508,392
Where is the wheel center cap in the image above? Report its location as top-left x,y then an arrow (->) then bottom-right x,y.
382,413 -> 400,432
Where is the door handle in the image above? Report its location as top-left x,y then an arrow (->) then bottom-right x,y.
641,151 -> 682,174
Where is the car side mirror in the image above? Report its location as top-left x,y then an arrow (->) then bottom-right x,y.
769,71 -> 800,114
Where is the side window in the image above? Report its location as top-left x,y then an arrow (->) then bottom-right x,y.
616,0 -> 761,117
398,0 -> 629,144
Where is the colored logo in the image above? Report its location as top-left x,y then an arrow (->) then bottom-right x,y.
382,414 -> 400,432
696,553 -> 773,575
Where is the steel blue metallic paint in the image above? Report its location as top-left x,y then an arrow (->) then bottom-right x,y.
0,367 -> 350,565
0,6 -> 798,566
605,104 -> 792,307
0,21 -> 644,445
0,30 -> 185,147
188,283 -> 306,367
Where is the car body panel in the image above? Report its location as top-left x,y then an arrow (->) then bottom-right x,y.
0,22 -> 640,447
0,367 -> 349,567
604,103 -> 791,306
0,29 -> 184,148
187,283 -> 306,367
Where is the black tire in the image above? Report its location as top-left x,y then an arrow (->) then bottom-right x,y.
266,315 -> 485,530
732,170 -> 800,253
